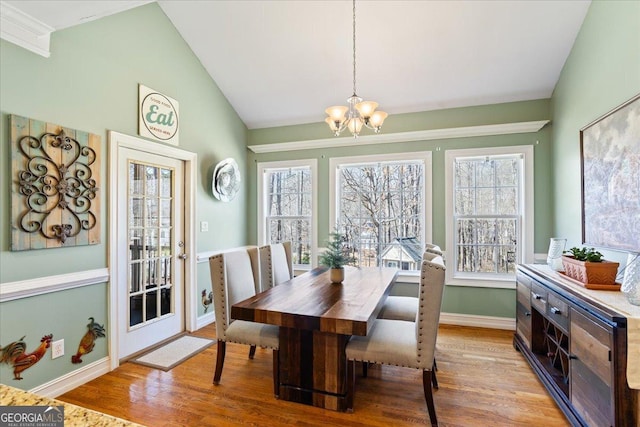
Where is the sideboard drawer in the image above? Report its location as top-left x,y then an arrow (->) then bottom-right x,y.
530,283 -> 547,313
547,292 -> 569,333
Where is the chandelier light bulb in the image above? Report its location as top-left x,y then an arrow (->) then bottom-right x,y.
325,106 -> 348,122
348,117 -> 364,135
369,110 -> 388,130
325,117 -> 343,136
355,101 -> 378,119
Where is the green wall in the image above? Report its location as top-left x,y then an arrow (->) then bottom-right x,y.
551,0 -> 640,263
0,3 -> 247,388
2,0 -> 637,392
247,100 -> 553,318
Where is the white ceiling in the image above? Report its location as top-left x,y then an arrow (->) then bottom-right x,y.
4,0 -> 591,130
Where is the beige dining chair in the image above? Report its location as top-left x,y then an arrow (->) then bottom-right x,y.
346,255 -> 446,427
377,247 -> 443,322
258,242 -> 293,291
209,248 -> 280,395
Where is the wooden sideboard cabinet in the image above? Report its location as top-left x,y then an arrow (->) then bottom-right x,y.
514,264 -> 638,426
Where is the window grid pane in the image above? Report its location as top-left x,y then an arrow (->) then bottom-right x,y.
337,161 -> 424,271
454,156 -> 521,275
265,167 -> 312,265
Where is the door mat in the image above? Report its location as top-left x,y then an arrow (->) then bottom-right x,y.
131,336 -> 214,371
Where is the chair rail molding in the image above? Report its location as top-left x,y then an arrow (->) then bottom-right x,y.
0,268 -> 109,302
248,120 -> 549,153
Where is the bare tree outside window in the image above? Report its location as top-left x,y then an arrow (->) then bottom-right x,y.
454,156 -> 520,275
265,167 -> 312,266
337,161 -> 424,270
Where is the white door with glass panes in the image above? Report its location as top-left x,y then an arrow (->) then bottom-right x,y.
117,147 -> 185,358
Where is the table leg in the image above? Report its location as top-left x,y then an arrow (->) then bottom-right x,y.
278,327 -> 350,411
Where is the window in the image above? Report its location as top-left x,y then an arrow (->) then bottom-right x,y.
445,146 -> 534,288
330,152 -> 432,271
258,159 -> 317,268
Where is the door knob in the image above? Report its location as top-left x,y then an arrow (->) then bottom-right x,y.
178,253 -> 188,260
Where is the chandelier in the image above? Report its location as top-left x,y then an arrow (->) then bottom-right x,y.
325,0 -> 388,137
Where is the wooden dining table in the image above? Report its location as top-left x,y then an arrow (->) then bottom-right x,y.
231,265 -> 399,411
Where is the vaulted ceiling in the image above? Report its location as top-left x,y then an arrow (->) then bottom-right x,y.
3,0 -> 591,129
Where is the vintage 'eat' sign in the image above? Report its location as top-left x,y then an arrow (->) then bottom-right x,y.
138,84 -> 179,145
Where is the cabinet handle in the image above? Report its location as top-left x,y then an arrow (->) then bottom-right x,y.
550,306 -> 561,315
525,312 -> 531,317
532,292 -> 542,300
569,355 -> 578,360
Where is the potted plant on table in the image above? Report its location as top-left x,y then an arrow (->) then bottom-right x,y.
562,246 -> 620,287
319,232 -> 353,284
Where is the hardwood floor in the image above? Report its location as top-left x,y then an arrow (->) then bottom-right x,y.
58,324 -> 569,426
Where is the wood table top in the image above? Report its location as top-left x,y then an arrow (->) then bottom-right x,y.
231,266 -> 399,336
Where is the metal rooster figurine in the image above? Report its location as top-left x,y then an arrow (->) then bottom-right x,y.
0,334 -> 53,380
71,317 -> 105,364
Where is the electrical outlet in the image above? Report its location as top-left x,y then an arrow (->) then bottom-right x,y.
200,221 -> 209,232
51,339 -> 64,359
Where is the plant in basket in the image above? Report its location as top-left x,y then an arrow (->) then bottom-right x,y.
562,246 -> 619,287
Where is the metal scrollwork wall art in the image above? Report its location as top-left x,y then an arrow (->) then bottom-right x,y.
10,115 -> 101,251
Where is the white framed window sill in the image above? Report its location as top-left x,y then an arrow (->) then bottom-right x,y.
293,265 -> 312,276
395,270 -> 516,289
396,270 -> 420,283
447,274 -> 516,289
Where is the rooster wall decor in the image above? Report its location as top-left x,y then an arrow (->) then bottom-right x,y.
202,289 -> 213,313
72,317 -> 106,364
0,334 -> 53,380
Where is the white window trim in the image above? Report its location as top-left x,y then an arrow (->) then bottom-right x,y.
257,158 -> 318,269
444,145 -> 534,289
329,151 -> 433,266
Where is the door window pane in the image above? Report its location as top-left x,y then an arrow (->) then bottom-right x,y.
127,161 -> 175,329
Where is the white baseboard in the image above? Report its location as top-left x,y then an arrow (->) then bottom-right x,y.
440,312 -> 515,331
29,357 -> 111,398
196,312 -> 215,330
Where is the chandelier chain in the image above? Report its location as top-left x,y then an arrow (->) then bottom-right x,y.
324,0 -> 387,137
352,0 -> 356,96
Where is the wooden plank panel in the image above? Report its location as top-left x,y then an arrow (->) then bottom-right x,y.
10,115 -> 30,251
88,132 -> 101,245
72,130 -> 89,247
571,309 -> 612,387
28,119 -> 47,250
10,115 -> 100,250
517,282 -> 530,309
571,359 -> 613,426
516,302 -> 531,349
45,122 -> 63,249
60,126 -> 77,247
